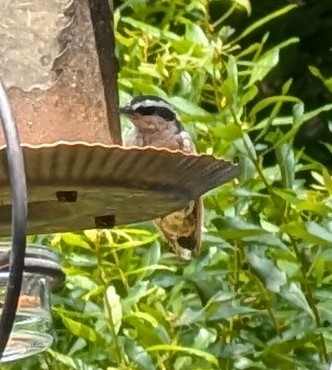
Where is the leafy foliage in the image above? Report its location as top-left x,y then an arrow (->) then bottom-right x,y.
4,0 -> 332,369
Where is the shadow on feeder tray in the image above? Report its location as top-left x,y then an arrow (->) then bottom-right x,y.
0,141 -> 239,236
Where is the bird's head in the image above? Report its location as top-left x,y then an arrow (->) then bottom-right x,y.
120,95 -> 183,133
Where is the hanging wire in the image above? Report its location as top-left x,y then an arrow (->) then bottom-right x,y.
0,78 -> 27,359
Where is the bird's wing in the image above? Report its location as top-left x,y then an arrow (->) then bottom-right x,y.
154,130 -> 202,260
154,197 -> 203,261
176,130 -> 196,152
123,127 -> 143,146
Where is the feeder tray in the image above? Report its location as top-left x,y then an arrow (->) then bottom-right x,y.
0,142 -> 239,236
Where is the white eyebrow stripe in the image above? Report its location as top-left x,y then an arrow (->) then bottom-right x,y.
131,99 -> 176,114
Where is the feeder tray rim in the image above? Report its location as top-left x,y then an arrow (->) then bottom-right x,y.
0,140 -> 237,163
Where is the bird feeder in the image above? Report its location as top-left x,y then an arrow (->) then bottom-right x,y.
0,0 -> 239,362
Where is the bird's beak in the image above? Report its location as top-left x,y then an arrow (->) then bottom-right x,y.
119,106 -> 134,116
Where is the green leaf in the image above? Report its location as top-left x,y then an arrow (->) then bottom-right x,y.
233,0 -> 251,15
174,356 -> 193,370
246,48 -> 279,87
60,232 -> 92,250
125,315 -> 169,346
193,328 -> 217,350
60,315 -> 98,343
308,65 -> 332,92
47,349 -> 102,370
234,357 -> 268,369
206,300 -> 258,321
246,250 -> 287,293
249,96 -> 300,119
185,22 -> 209,46
275,139 -> 295,189
244,234 -> 288,250
105,286 -> 123,335
169,96 -> 209,116
125,264 -> 176,277
305,222 -> 332,244
121,17 -> 181,41
141,240 -> 161,274
282,221 -> 332,247
254,103 -> 332,130
121,281 -> 149,314
221,55 -> 239,105
212,217 -> 268,239
212,123 -> 243,141
247,38 -> 299,88
317,301 -> 332,324
232,4 -> 297,43
65,275 -> 99,292
241,84 -> 259,105
146,345 -> 219,367
126,311 -> 159,328
125,339 -> 157,370
279,283 -> 313,317
122,78 -> 168,97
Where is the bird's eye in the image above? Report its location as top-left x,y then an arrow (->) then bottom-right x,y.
135,106 -> 176,121
135,106 -> 157,116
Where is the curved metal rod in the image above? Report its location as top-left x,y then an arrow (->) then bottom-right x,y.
0,78 -> 27,359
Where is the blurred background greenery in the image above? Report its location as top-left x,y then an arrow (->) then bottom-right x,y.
4,0 -> 332,369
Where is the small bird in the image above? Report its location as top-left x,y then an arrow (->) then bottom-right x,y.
120,95 -> 203,260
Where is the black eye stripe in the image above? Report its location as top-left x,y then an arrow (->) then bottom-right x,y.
135,106 -> 176,121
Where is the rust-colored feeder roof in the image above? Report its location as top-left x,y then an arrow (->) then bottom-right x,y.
0,0 -> 120,144
0,0 -> 239,236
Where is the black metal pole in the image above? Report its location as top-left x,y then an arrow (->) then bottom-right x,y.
0,78 -> 27,359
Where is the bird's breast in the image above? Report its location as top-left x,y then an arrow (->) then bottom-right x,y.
126,116 -> 195,152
